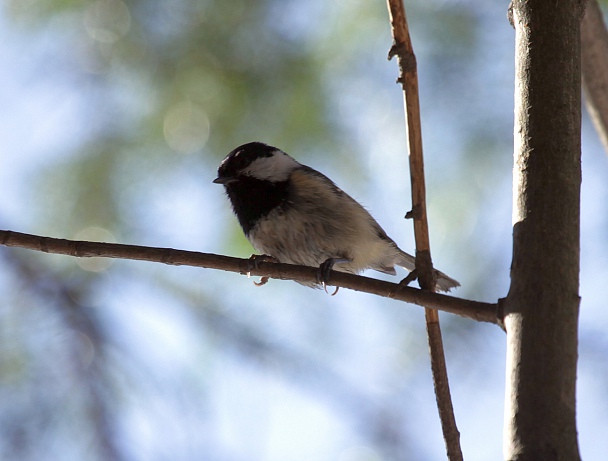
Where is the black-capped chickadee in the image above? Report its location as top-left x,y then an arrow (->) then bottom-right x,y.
213,142 -> 459,292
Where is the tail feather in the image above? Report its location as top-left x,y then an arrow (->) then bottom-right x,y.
394,251 -> 416,271
433,269 -> 460,292
395,251 -> 460,293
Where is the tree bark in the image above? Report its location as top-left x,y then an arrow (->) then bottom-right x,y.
0,230 -> 498,323
503,1 -> 583,460
386,2 -> 463,458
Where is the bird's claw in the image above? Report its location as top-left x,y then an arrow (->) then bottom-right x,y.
254,276 -> 269,287
317,258 -> 340,296
247,254 -> 278,287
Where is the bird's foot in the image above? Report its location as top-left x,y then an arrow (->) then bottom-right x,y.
317,258 -> 350,296
247,254 -> 278,287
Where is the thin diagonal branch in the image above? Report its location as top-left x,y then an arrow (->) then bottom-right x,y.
387,1 -> 463,460
0,229 -> 498,323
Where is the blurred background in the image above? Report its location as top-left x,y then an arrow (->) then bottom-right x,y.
1,0 -> 607,460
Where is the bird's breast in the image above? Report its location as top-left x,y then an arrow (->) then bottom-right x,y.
226,177 -> 289,235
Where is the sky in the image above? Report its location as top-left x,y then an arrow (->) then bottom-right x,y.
1,1 -> 607,460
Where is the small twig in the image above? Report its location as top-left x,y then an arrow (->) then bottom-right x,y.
399,269 -> 418,287
387,1 -> 464,460
0,229 -> 499,323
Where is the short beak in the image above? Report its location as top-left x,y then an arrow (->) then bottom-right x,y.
213,176 -> 236,185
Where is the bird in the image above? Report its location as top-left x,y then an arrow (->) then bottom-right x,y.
213,142 -> 459,292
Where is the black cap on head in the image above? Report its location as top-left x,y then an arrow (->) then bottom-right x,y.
215,142 -> 277,182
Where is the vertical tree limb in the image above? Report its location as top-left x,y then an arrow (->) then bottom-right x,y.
386,1 -> 463,460
504,1 -> 583,459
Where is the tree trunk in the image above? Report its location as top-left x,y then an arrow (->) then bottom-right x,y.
503,1 -> 583,460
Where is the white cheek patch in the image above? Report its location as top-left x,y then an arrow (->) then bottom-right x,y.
244,151 -> 300,182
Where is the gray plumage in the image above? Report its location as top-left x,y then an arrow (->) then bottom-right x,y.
214,142 -> 459,292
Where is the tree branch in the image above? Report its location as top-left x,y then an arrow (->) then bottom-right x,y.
0,229 -> 498,324
387,1 -> 463,459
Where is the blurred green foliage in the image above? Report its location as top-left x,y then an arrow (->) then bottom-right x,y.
2,1 -> 607,460
0,1 -> 519,460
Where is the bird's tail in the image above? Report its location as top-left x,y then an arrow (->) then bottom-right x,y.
395,251 -> 460,293
433,269 -> 460,292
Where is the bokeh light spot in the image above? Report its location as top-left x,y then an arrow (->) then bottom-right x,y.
163,101 -> 211,154
74,226 -> 116,272
84,0 -> 131,44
